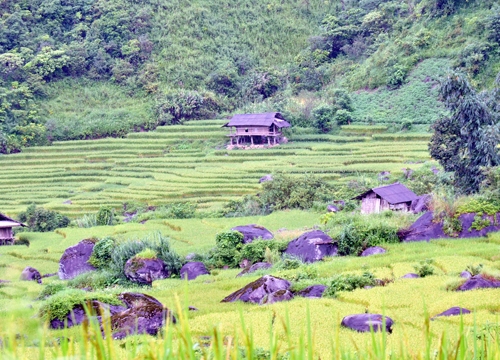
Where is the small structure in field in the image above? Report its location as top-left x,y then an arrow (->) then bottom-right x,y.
224,112 -> 291,146
353,182 -> 418,214
0,213 -> 25,245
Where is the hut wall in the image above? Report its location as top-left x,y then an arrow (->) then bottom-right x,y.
361,192 -> 380,214
0,228 -> 12,240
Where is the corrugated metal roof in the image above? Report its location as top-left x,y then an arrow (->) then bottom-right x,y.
0,213 -> 24,227
0,221 -> 23,228
225,112 -> 291,128
354,182 -> 418,204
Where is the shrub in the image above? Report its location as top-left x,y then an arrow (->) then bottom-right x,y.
274,254 -> 303,270
470,214 -> 491,231
207,231 -> 244,268
279,265 -> 319,282
442,216 -> 462,237
323,272 -> 376,298
14,234 -> 30,247
223,196 -> 269,218
68,270 -> 120,290
96,206 -> 114,226
17,203 -> 70,232
135,248 -> 157,259
37,282 -> 66,300
88,237 -> 115,269
413,259 -> 435,277
466,263 -> 483,276
136,202 -> 197,221
238,240 -> 288,264
75,214 -> 98,228
337,222 -> 399,256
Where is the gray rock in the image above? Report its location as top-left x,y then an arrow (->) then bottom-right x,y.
262,289 -> 294,304
284,230 -> 337,263
62,200 -> 72,205
231,224 -> 274,244
296,285 -> 327,298
327,205 -> 340,213
457,275 -> 500,291
185,253 -> 196,261
401,273 -> 419,279
111,293 -> 175,339
432,307 -> 471,320
221,275 -> 291,304
20,266 -> 42,284
360,247 -> 386,257
259,174 -> 273,183
378,171 -> 391,182
124,257 -> 170,286
180,262 -> 210,280
411,194 -> 431,214
341,314 -> 394,333
50,300 -> 126,330
460,271 -> 472,279
236,262 -> 272,277
58,239 -> 96,280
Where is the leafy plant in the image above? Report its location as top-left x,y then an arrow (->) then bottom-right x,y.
466,263 -> 483,276
88,237 -> 115,269
134,248 -> 158,259
470,214 -> 491,231
442,216 -> 462,237
323,272 -> 376,298
96,206 -> 115,226
207,231 -> 244,268
274,254 -> 303,270
337,222 -> 399,256
238,240 -> 287,264
413,259 -> 435,277
17,203 -> 70,232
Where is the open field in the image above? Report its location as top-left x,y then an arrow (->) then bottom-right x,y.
0,120 -> 431,217
1,213 -> 500,358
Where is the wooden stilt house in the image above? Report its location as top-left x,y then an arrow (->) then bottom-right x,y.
224,112 -> 291,146
353,182 -> 418,214
0,213 -> 25,245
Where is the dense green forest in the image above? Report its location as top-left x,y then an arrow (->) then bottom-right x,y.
1,0 -> 499,153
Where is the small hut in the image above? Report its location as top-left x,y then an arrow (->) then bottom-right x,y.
0,213 -> 25,245
224,112 -> 291,146
353,182 -> 418,214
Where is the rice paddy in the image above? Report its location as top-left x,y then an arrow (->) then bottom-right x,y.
0,121 -> 431,217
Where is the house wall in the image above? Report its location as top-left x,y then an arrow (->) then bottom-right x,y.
232,126 -> 280,136
0,228 -> 12,240
361,193 -> 408,214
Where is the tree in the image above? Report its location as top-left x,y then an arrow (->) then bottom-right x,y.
429,72 -> 500,194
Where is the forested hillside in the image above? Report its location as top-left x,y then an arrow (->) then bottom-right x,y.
1,0 -> 499,153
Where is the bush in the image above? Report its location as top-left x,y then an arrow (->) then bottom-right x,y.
413,259 -> 435,277
442,216 -> 462,237
337,222 -> 399,256
223,195 -> 269,218
238,240 -> 288,264
470,214 -> 491,231
88,237 -> 115,269
17,203 -> 70,232
207,231 -> 244,268
136,202 -> 197,221
75,214 -> 98,228
323,272 -> 376,298
37,282 -> 66,300
68,270 -> 120,290
465,263 -> 483,276
96,206 -> 114,226
135,248 -> 157,259
274,254 -> 303,270
14,234 -> 30,247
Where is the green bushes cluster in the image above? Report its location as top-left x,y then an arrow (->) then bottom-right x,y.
136,202 -> 197,222
17,203 -> 70,232
88,237 -> 115,269
323,272 -> 376,298
413,259 -> 435,277
337,222 -> 399,256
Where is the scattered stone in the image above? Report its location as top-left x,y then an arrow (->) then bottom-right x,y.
296,285 -> 327,298
236,262 -> 272,277
378,171 -> 391,182
401,273 -> 419,279
20,266 -> 42,284
364,286 -> 374,290
231,224 -> 274,244
432,307 -> 471,320
411,194 -> 431,214
124,258 -> 170,286
111,293 -> 175,339
259,174 -> 273,183
327,204 -> 340,213
460,271 -> 472,279
62,200 -> 72,205
457,275 -> 500,291
188,306 -> 199,311
402,168 -> 414,180
341,314 -> 394,333
284,230 -> 337,263
180,262 -> 210,280
50,300 -> 126,330
262,290 -> 294,304
431,166 -> 439,175
185,253 -> 196,261
221,275 -> 291,304
58,239 -> 96,280
360,247 -> 386,257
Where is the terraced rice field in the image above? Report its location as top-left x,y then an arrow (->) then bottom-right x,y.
0,120 -> 431,217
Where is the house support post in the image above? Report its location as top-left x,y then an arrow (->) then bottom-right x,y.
251,136 -> 254,145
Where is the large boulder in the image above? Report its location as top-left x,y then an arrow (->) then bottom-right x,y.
221,275 -> 291,304
296,285 -> 327,298
341,314 -> 394,333
124,257 -> 170,286
401,212 -> 500,242
411,194 -> 431,214
262,290 -> 294,304
50,300 -> 126,330
236,262 -> 272,277
432,307 -> 471,320
284,230 -> 337,263
20,266 -> 42,284
231,224 -> 274,244
111,293 -> 175,339
457,275 -> 500,291
58,239 -> 96,280
180,262 -> 209,280
360,247 -> 386,257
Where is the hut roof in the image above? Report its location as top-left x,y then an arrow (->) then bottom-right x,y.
224,112 -> 291,128
0,213 -> 25,228
353,182 -> 418,204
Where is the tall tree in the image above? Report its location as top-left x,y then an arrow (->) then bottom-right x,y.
429,72 -> 500,194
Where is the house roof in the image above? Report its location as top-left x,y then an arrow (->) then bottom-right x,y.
224,112 -> 291,128
353,182 -> 418,204
0,213 -> 25,228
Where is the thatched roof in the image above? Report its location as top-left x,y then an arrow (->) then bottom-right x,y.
0,213 -> 25,228
353,182 -> 418,204
224,112 -> 291,128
